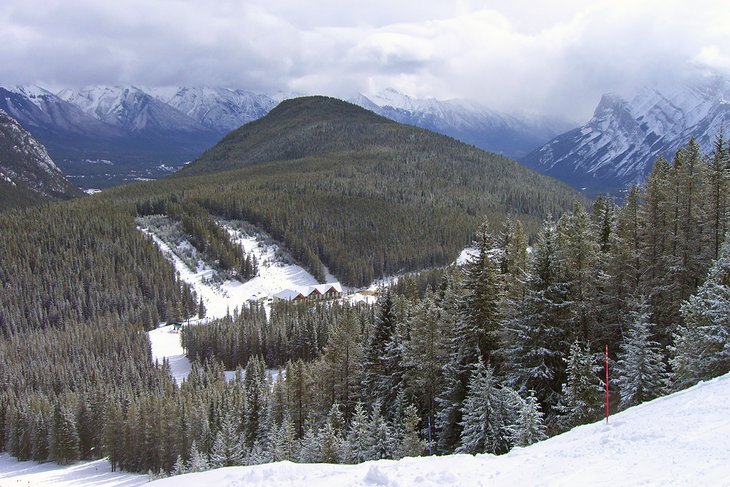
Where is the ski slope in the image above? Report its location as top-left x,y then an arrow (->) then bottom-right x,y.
147,373 -> 730,487
144,224 -> 333,382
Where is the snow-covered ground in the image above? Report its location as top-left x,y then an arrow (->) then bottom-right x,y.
146,372 -> 730,487
144,222 -> 345,383
0,455 -> 146,487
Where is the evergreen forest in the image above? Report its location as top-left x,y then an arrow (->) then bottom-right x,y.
0,114 -> 728,476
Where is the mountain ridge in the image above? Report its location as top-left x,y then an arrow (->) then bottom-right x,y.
522,75 -> 730,194
0,108 -> 82,211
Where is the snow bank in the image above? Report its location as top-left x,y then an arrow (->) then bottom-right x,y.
148,373 -> 730,487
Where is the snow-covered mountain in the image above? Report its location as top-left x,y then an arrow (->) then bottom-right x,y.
352,89 -> 570,159
147,86 -> 277,133
522,74 -> 730,194
57,85 -> 211,134
0,108 -> 81,206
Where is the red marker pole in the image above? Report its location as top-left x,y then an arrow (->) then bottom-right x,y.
605,344 -> 609,424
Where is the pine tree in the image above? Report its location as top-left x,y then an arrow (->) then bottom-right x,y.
508,391 -> 547,447
436,220 -> 502,454
614,296 -> 668,408
209,413 -> 245,467
172,455 -> 188,476
670,235 -> 730,389
501,218 -> 571,415
462,218 -> 503,364
318,403 -> 345,464
556,341 -> 603,431
402,290 -> 451,426
50,402 -> 80,465
272,414 -> 297,462
366,403 -> 395,460
362,290 -> 397,404
343,402 -> 372,463
396,403 -> 425,459
556,203 -> 599,344
706,133 -> 729,260
298,421 -> 320,463
456,359 -> 509,454
187,440 -> 209,472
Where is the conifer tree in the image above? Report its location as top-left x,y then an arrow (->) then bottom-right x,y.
501,218 -> 571,415
508,391 -> 547,447
209,413 -> 245,467
556,341 -> 603,431
670,235 -> 730,389
614,296 -> 668,408
188,440 -> 209,473
50,402 -> 80,465
396,403 -> 425,459
706,133 -> 729,259
362,290 -> 396,404
343,403 -> 372,463
366,403 -> 395,460
318,403 -> 345,464
456,359 -> 509,455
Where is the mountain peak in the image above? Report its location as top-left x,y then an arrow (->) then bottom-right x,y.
523,76 -> 730,194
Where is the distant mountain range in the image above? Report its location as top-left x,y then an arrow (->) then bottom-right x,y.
3,76 -> 729,195
1,84 -> 567,188
522,74 -> 730,194
0,108 -> 81,211
351,89 -> 571,159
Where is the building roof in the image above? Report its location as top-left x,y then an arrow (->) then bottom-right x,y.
272,282 -> 343,300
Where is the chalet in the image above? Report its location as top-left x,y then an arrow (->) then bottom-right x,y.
272,289 -> 306,302
271,282 -> 343,301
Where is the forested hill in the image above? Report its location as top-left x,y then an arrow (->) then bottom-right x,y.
123,96 -> 584,286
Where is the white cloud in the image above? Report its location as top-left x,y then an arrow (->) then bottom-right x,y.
1,0 -> 729,120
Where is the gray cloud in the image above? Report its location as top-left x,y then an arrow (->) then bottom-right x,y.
2,0 -> 729,121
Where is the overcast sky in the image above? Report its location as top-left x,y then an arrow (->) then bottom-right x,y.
2,0 -> 729,121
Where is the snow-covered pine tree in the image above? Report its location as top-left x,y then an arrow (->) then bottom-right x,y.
319,403 -> 345,464
49,402 -> 80,465
172,454 -> 188,476
555,340 -> 603,431
614,295 -> 668,408
396,403 -> 425,459
402,290 -> 451,428
436,220 -> 501,454
209,413 -> 245,468
501,218 -> 571,416
670,234 -> 730,389
366,402 -> 395,460
508,391 -> 547,447
362,290 -> 397,405
556,203 -> 599,345
298,421 -> 320,463
188,440 -> 210,473
343,402 -> 372,463
456,359 -> 508,454
272,414 -> 298,462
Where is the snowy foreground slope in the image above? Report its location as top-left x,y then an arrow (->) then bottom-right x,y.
147,372 -> 730,487
1,372 -> 728,486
